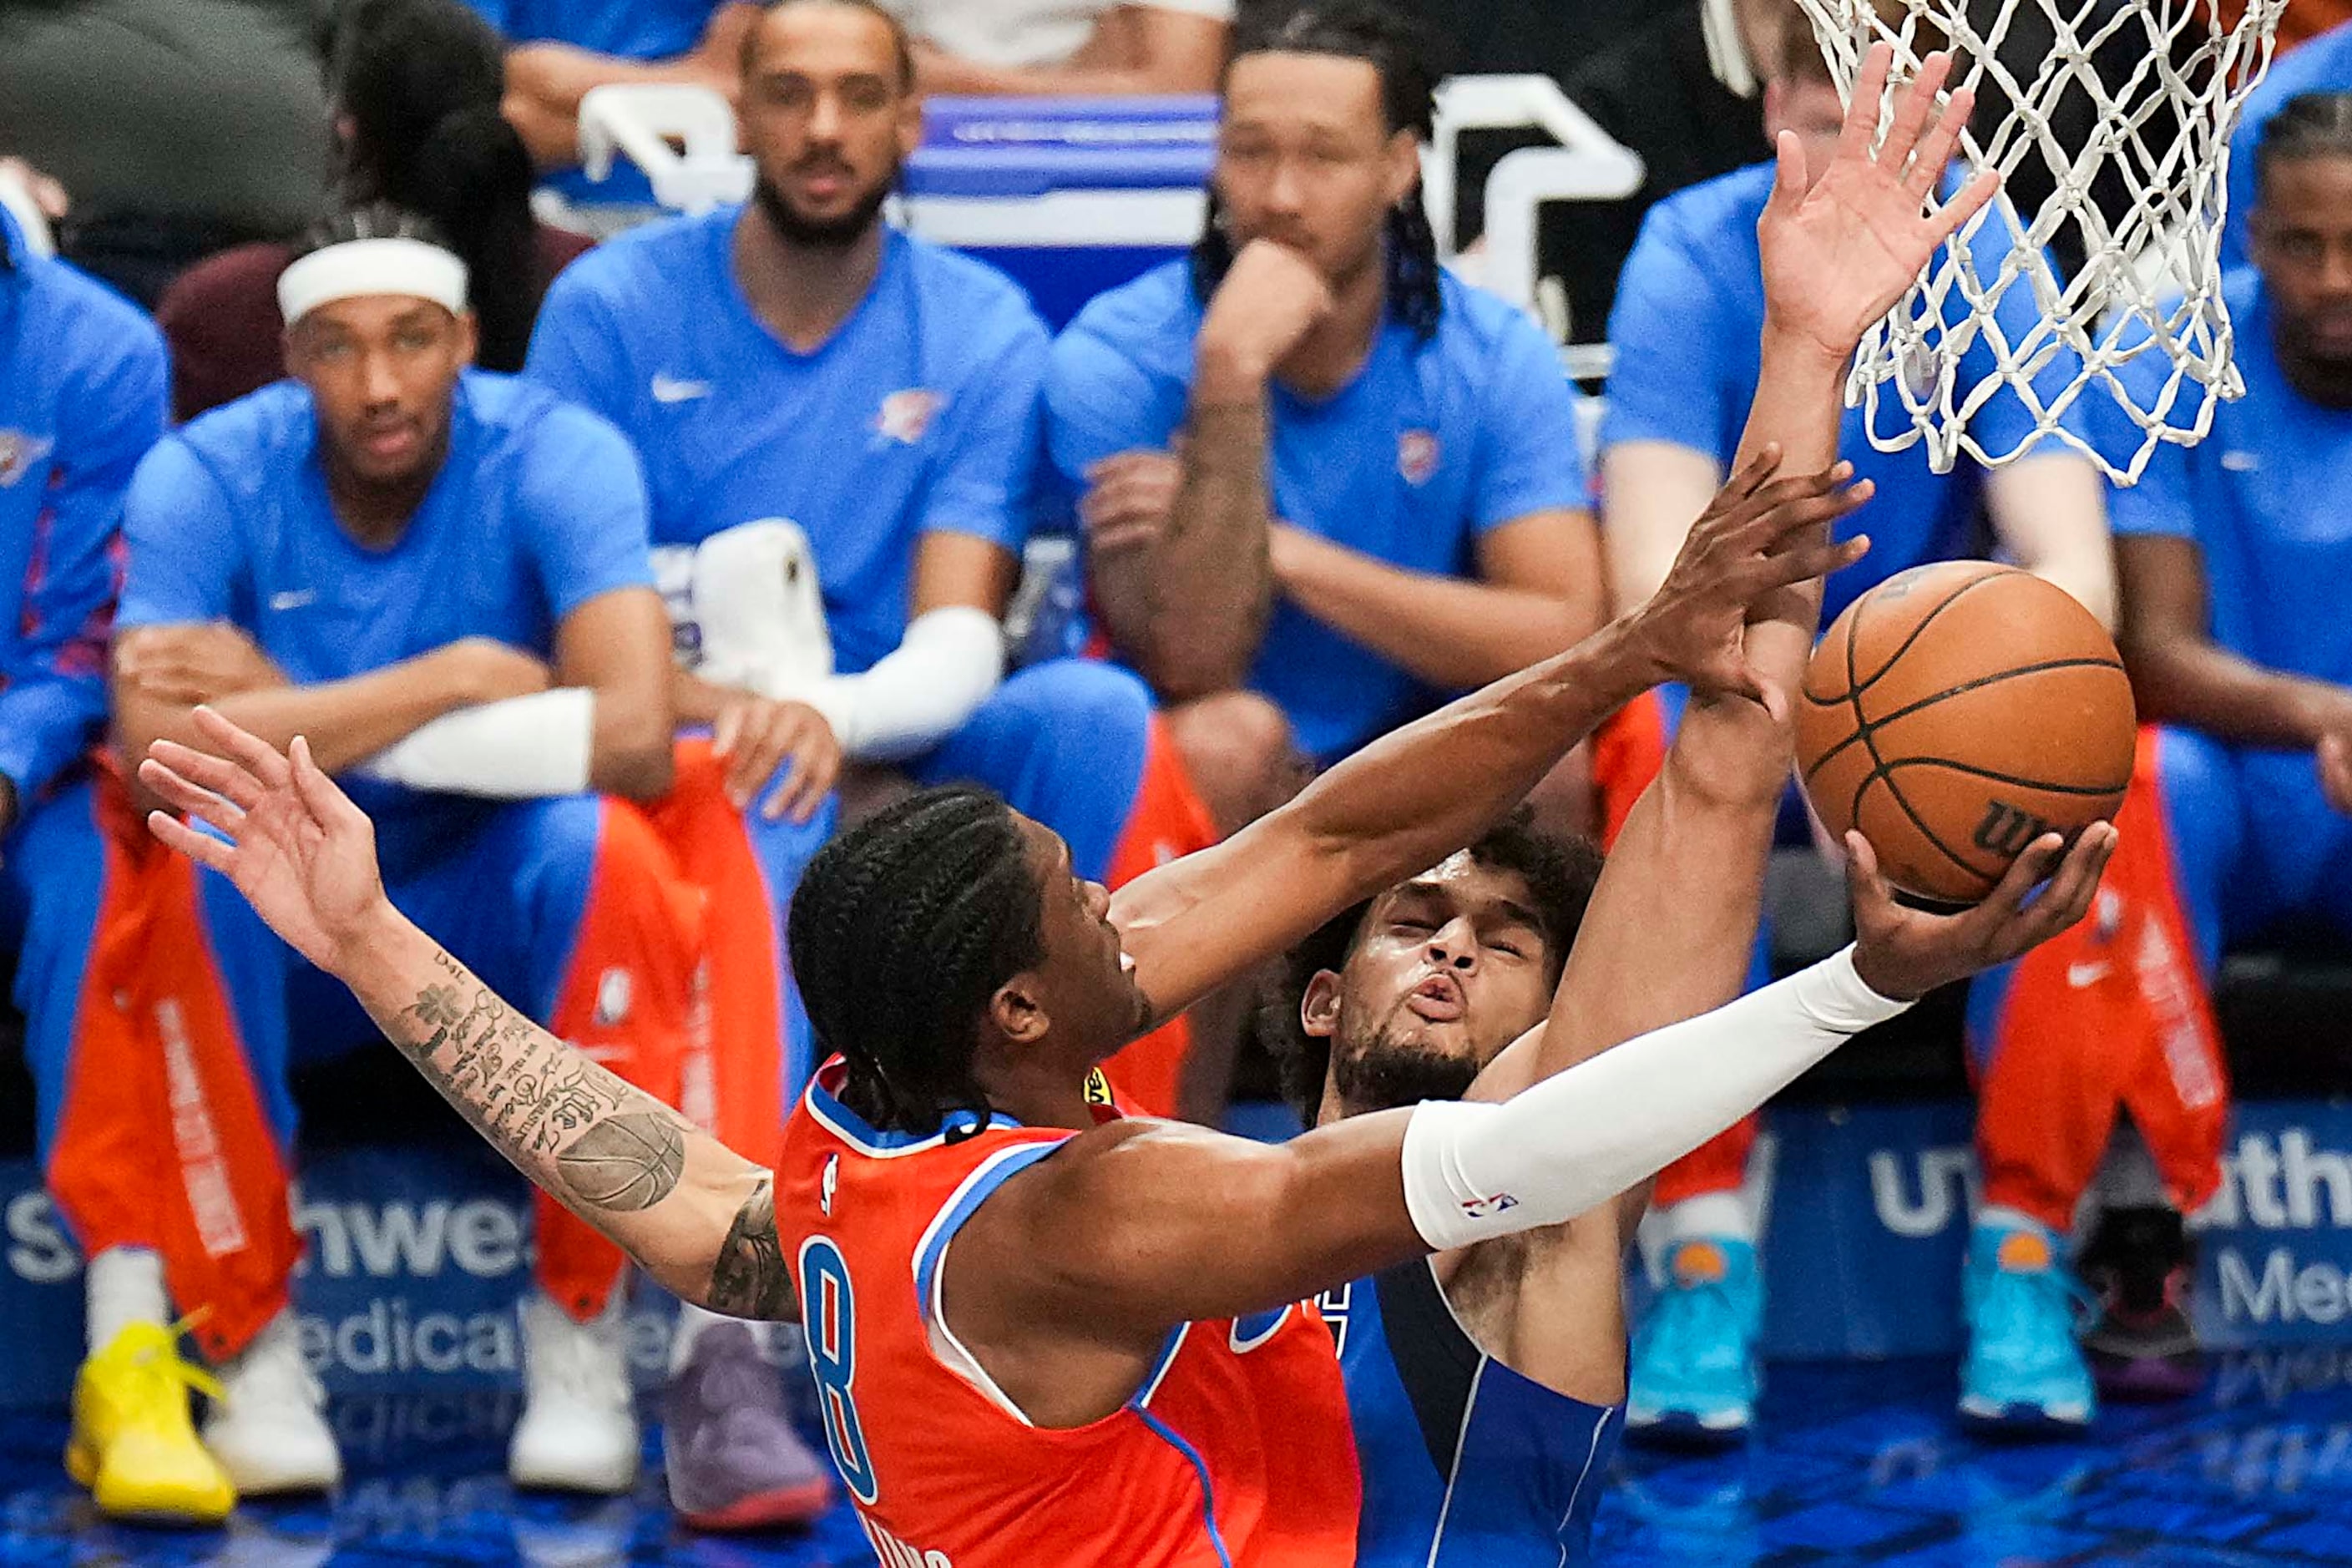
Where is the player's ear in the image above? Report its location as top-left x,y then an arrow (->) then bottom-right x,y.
1299,970 -> 1343,1040
453,307 -> 479,369
988,973 -> 1050,1045
1381,128 -> 1419,209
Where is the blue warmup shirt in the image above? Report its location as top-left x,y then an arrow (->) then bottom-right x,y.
464,0 -> 721,61
1045,260 -> 1592,766
1319,1261 -> 1622,1566
0,207 -> 166,807
1603,159 -> 2086,626
527,211 -> 1051,676
117,372 -> 655,829
2104,270 -> 2352,687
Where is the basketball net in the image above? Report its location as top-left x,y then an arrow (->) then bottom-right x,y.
1793,0 -> 2288,483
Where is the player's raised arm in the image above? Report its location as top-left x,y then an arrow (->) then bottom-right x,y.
1471,45 -> 1995,1110
136,710 -> 797,1324
1110,456 -> 1869,1021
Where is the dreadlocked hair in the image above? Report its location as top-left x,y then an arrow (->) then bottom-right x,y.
1191,0 -> 1443,340
2257,91 -> 2352,200
1262,808 -> 1605,1125
787,787 -> 1046,1136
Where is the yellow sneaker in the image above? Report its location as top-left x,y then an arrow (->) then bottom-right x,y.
64,1320 -> 235,1523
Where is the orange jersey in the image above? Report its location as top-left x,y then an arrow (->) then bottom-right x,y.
776,1058 -> 1361,1567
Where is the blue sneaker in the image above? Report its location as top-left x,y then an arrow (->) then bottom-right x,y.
1626,1237 -> 1762,1444
1959,1217 -> 2097,1434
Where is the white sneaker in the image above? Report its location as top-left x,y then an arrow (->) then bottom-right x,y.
204,1308 -> 341,1495
509,1291 -> 640,1494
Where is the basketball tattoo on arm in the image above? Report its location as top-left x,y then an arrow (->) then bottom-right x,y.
708,1176 -> 793,1319
394,958 -> 693,1216
557,1113 -> 688,1211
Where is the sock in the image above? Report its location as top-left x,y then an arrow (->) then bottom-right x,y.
85,1246 -> 169,1354
2095,1120 -> 2170,1210
670,1302 -> 770,1373
1663,1191 -> 1754,1247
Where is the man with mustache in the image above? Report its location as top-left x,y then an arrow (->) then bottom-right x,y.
526,0 -> 1216,1525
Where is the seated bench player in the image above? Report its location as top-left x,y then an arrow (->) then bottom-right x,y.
1044,0 -> 1608,841
108,206 -> 704,1501
524,0 -> 1214,1521
0,199 -> 297,1527
1597,21 -> 2117,1442
1962,89 -> 2352,1432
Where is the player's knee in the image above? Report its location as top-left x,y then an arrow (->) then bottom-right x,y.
1166,690 -> 1302,834
997,657 -> 1154,738
2156,726 -> 2235,814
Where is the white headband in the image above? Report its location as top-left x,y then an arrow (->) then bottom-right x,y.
277,237 -> 469,326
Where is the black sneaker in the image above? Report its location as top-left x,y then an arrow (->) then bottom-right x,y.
2077,1205 -> 2203,1400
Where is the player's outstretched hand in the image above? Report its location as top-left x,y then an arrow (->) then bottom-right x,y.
1758,42 -> 1999,366
139,706 -> 392,974
1846,822 -> 2117,1001
1632,443 -> 1874,711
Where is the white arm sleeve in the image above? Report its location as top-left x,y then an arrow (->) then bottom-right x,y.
1399,947 -> 1910,1252
800,605 -> 1005,763
353,687 -> 595,798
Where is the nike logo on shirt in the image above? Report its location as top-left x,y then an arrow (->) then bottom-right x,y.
270,589 -> 317,611
652,374 -> 713,404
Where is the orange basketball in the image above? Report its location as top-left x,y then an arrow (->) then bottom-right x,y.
1794,562 -> 2136,904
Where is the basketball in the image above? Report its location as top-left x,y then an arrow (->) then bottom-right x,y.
1794,562 -> 2137,905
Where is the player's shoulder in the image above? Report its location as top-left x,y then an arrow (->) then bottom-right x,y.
134,381 -> 311,522
890,227 -> 1041,328
1647,159 -> 1777,247
1430,269 -> 1559,364
544,206 -> 727,312
173,381 -> 313,469
461,371 -> 638,473
1060,257 -> 1201,357
10,238 -> 164,381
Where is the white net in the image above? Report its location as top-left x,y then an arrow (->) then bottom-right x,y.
1792,0 -> 2288,483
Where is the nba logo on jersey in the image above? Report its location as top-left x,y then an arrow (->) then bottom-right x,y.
1398,429 -> 1439,485
0,431 -> 52,487
594,969 -> 633,1027
876,389 -> 943,446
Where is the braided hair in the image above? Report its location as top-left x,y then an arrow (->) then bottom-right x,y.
2256,91 -> 2352,200
1262,810 -> 1604,1125
787,787 -> 1046,1135
1191,0 -> 1444,339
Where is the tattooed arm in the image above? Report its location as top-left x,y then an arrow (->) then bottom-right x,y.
135,706 -> 801,1323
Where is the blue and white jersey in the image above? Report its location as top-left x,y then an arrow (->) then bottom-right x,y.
1322,1259 -> 1622,1565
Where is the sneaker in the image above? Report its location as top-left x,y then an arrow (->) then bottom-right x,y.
205,1308 -> 341,1495
2079,1205 -> 2203,1400
1958,1217 -> 2096,1434
509,1291 -> 640,1494
1626,1237 -> 1762,1444
664,1321 -> 834,1530
65,1320 -> 235,1523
